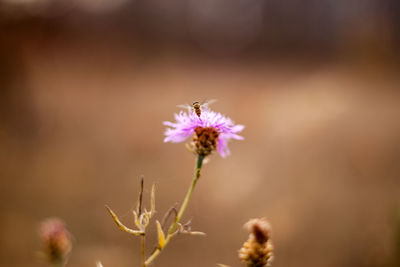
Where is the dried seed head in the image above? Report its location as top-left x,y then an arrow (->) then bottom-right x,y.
39,218 -> 72,264
192,126 -> 220,157
244,218 -> 272,244
239,218 -> 273,267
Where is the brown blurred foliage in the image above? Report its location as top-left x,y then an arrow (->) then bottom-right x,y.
0,1 -> 400,267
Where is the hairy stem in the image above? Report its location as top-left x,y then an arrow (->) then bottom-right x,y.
144,155 -> 204,266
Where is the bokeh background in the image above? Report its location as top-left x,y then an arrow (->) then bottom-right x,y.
1,1 -> 400,267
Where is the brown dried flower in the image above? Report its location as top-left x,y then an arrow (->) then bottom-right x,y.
39,218 -> 72,265
239,218 -> 273,267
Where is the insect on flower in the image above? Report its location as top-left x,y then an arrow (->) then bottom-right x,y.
164,101 -> 244,157
177,99 -> 217,118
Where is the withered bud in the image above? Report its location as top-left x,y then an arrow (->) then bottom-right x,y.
239,218 -> 273,267
192,126 -> 220,157
39,218 -> 72,264
244,218 -> 272,244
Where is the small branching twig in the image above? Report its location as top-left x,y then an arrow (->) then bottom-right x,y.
106,177 -> 156,267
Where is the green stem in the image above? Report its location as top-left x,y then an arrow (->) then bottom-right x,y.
169,155 -> 204,235
144,155 -> 204,266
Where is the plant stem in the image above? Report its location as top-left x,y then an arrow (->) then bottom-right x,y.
141,235 -> 146,267
53,260 -> 64,267
144,155 -> 204,266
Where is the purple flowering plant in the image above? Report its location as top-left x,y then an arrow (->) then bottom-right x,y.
163,106 -> 244,157
40,101 -> 274,267
43,101 -> 249,267
103,102 -> 245,267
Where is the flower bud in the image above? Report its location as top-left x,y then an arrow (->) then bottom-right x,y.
39,218 -> 72,264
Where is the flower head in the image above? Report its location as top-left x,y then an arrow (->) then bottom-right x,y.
39,218 -> 72,264
163,105 -> 244,157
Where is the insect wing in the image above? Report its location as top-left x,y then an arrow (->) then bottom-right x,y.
177,103 -> 192,110
201,99 -> 217,110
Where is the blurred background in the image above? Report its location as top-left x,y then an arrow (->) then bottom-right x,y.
1,0 -> 400,267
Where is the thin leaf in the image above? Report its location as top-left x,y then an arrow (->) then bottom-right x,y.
161,204 -> 178,231
132,210 -> 144,231
185,143 -> 195,154
105,205 -> 144,236
150,183 -> 156,217
136,176 -> 144,215
156,220 -> 166,249
187,231 -> 206,236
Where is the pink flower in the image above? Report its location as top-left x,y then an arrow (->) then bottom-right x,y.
163,106 -> 244,157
